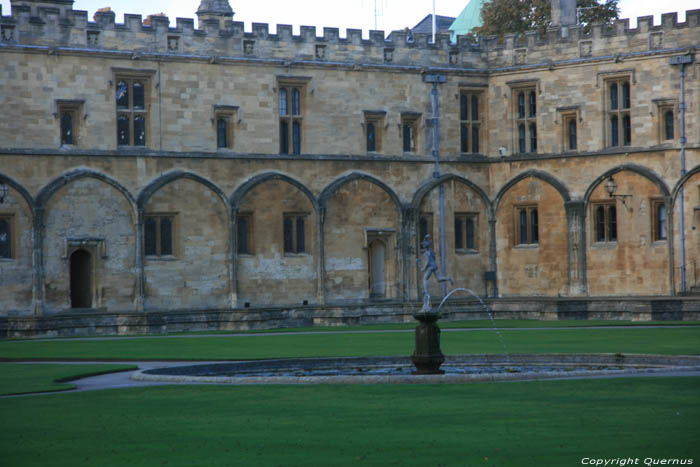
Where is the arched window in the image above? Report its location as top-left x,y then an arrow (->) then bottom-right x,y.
568,118 -> 577,150
366,122 -> 376,152
518,92 -> 525,119
217,118 -> 228,148
518,124 -> 526,153
664,110 -> 674,140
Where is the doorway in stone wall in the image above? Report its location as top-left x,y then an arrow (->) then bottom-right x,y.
368,239 -> 386,298
70,249 -> 92,308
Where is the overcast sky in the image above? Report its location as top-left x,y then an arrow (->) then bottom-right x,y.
1,0 -> 697,36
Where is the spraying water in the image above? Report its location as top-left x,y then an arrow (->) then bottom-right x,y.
437,287 -> 510,360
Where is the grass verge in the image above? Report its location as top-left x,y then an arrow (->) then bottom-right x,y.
0,364 -> 137,396
0,377 -> 698,466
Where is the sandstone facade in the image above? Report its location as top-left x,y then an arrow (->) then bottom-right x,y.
0,0 -> 699,324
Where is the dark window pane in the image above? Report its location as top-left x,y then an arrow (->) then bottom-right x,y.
116,81 -> 129,108
610,83 -> 618,110
367,122 -> 376,152
419,217 -> 428,242
519,209 -> 527,244
472,126 -> 479,153
144,217 -> 157,256
466,217 -> 475,249
460,94 -> 468,120
460,125 -> 469,152
0,219 -> 10,258
569,119 -> 577,150
665,111 -> 674,140
133,81 -> 144,110
611,116 -> 619,146
530,209 -> 538,244
518,124 -> 526,153
292,88 -> 300,115
296,217 -> 305,253
622,82 -> 630,109
217,118 -> 228,148
403,124 -> 412,152
237,217 -> 248,254
609,206 -> 617,241
596,206 -> 605,242
292,121 -> 301,155
530,123 -> 537,152
117,114 -> 130,145
160,217 -> 172,256
623,115 -> 631,146
283,217 -> 293,253
279,88 -> 288,116
471,95 -> 479,121
658,204 -> 667,240
455,217 -> 463,250
134,115 -> 146,146
61,112 -> 73,145
518,92 -> 525,119
280,121 -> 289,154
529,91 -> 536,117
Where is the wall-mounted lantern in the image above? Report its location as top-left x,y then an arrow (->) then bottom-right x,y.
604,176 -> 632,212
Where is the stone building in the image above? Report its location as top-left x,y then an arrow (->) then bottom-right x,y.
0,0 -> 699,335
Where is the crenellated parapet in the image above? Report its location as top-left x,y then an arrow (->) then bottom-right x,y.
0,1 -> 698,71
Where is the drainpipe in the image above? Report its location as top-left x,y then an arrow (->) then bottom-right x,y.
423,74 -> 447,297
670,54 -> 694,293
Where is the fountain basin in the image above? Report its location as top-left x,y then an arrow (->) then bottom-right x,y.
132,354 -> 700,385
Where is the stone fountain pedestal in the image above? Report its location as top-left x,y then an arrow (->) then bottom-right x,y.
411,311 -> 445,374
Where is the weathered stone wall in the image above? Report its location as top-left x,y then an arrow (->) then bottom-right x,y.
42,177 -> 136,312
237,179 -> 317,306
0,185 -> 33,313
144,177 -> 230,310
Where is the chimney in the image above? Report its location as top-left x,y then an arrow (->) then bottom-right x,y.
196,0 -> 234,29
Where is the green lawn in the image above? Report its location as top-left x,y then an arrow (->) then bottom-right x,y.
1,378 -> 698,466
1,327 -> 699,361
0,364 -> 137,395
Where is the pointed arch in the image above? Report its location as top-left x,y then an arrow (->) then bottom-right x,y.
138,170 -> 230,212
584,164 -> 670,205
320,172 -> 401,212
410,173 -> 491,213
0,172 -> 34,216
672,164 -> 700,204
494,170 -> 571,211
231,172 -> 318,213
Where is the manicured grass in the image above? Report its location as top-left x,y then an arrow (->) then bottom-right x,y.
1,327 -> 699,361
0,364 -> 137,395
1,377 -> 698,466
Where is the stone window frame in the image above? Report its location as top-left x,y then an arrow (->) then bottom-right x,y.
557,106 -> 580,153
0,212 -> 15,260
508,80 -> 538,154
650,198 -> 667,242
363,110 -> 386,154
591,201 -> 617,244
454,212 -> 478,253
513,204 -> 539,247
213,105 -> 238,151
419,212 -> 433,250
236,211 -> 253,256
277,76 -> 310,155
283,212 -> 309,256
603,74 -> 632,148
400,112 -> 421,154
113,68 -> 155,148
653,99 -> 677,143
459,90 -> 483,154
144,213 -> 178,259
55,99 -> 85,147
86,30 -> 100,48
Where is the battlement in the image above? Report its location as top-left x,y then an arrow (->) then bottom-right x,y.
0,2 -> 698,71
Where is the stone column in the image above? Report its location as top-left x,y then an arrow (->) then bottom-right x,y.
230,208 -> 239,307
488,208 -> 499,297
135,208 -> 145,311
316,207 -> 326,304
565,200 -> 587,295
31,207 -> 45,316
401,206 -> 418,301
665,195 -> 675,296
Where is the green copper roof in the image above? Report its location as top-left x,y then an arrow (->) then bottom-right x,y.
448,0 -> 487,39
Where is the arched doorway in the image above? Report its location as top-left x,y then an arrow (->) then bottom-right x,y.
70,249 -> 92,308
368,239 -> 386,298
